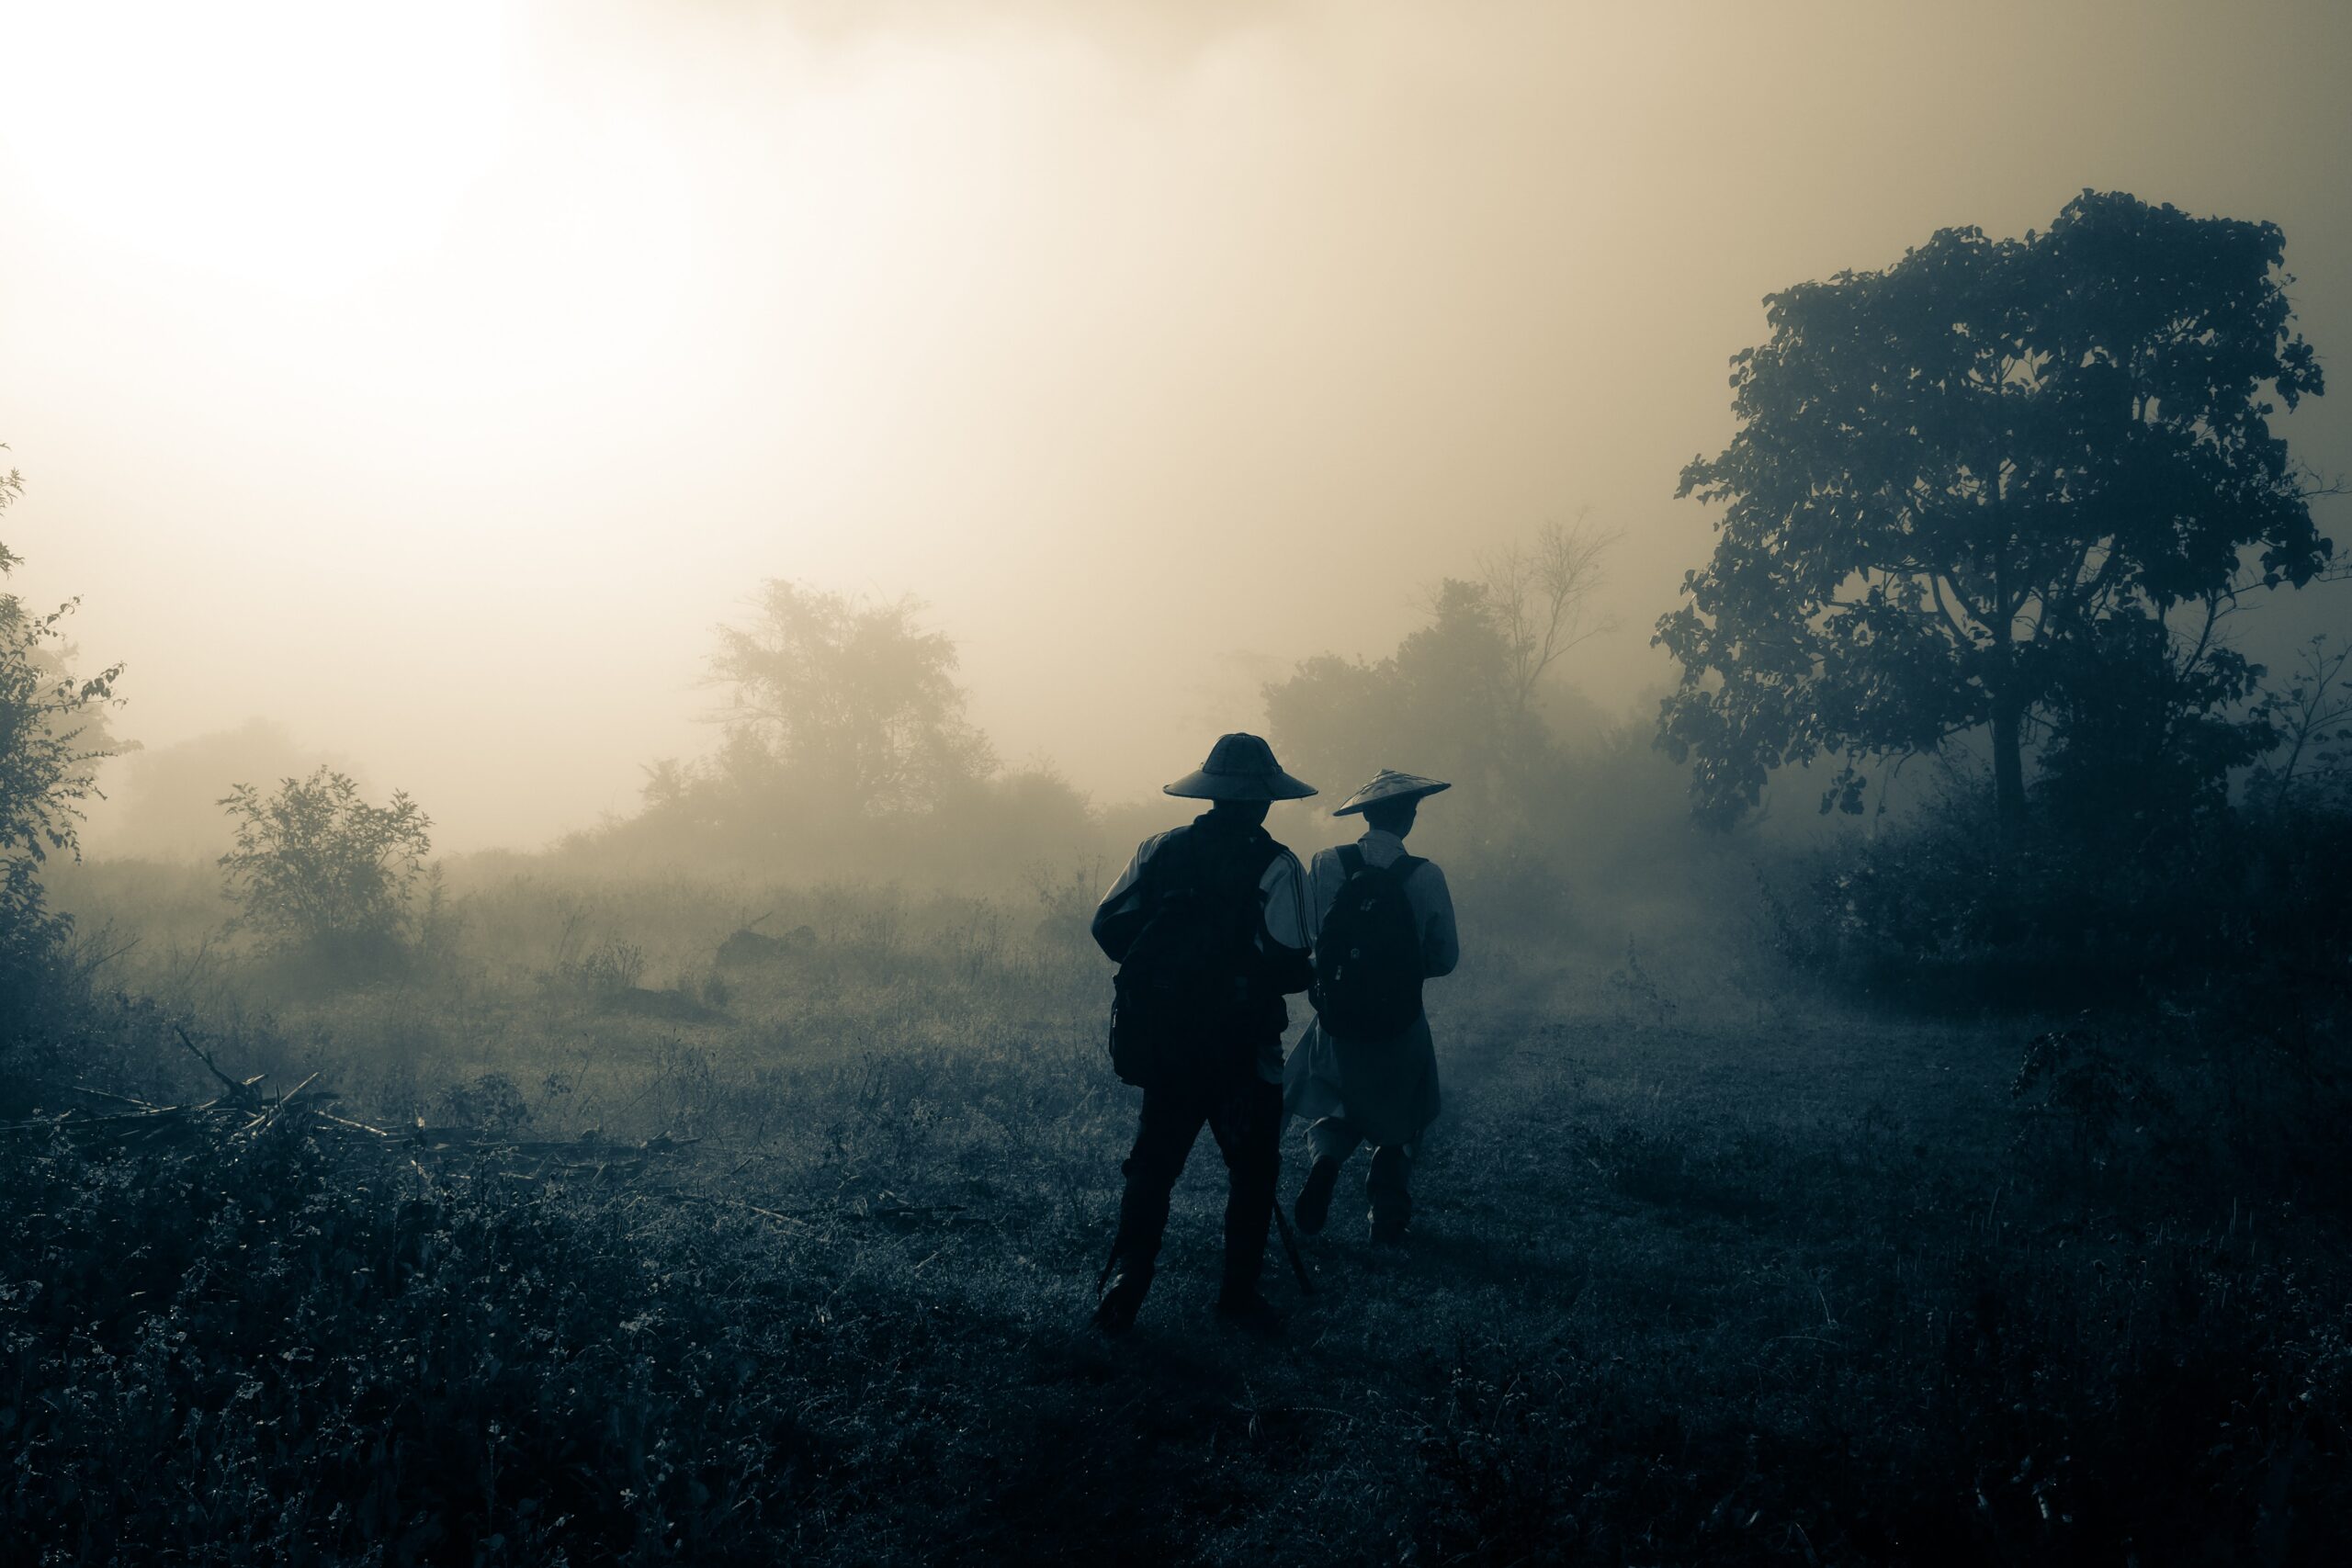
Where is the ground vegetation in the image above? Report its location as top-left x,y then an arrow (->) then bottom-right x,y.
12,859 -> 2350,1563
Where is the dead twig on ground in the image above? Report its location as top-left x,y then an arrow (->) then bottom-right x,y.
174,1025 -> 262,1105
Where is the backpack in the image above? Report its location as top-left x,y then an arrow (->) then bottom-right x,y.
1107,825 -> 1277,1090
1308,844 -> 1426,1040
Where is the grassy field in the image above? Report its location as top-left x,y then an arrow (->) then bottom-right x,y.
8,855 -> 2348,1563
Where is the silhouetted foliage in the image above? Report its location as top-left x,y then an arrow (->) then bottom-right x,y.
0,456 -> 123,1043
1266,579 -> 1530,840
2033,601 -> 2274,844
1660,190 -> 2332,838
218,767 -> 434,970
2248,631 -> 2352,813
1776,753 -> 2352,1012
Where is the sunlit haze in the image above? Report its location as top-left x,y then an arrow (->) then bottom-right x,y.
5,0 -> 2348,850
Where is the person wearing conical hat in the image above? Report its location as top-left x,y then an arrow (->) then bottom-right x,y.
1283,769 -> 1458,1245
1088,733 -> 1316,1336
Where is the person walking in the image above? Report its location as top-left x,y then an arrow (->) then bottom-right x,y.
1284,769 -> 1458,1245
1090,733 -> 1315,1335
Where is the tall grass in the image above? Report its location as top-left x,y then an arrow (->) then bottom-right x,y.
9,854 -> 2347,1562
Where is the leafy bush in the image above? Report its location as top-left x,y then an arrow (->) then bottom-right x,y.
217,767 -> 434,972
0,457 -> 122,1045
1778,770 -> 2352,1013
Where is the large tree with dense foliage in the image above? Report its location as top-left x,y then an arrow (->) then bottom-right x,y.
1657,190 -> 2331,833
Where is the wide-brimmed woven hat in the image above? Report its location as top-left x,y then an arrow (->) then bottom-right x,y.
1163,733 -> 1317,801
1331,768 -> 1451,817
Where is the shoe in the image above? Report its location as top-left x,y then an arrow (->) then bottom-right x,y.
1369,1210 -> 1409,1246
1092,1267 -> 1148,1336
1294,1156 -> 1341,1236
1213,1288 -> 1284,1337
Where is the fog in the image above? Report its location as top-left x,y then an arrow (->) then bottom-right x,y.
4,0 -> 2348,852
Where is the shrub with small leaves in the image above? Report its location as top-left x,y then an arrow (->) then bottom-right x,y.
218,767 -> 433,972
0,455 -> 123,1044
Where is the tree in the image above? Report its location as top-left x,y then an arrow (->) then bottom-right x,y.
1657,191 -> 2330,837
105,717 -> 320,862
0,455 -> 123,1018
1265,578 -> 1523,837
1263,650 -> 1402,818
2249,632 -> 2352,812
707,581 -> 995,818
0,460 -> 124,871
2032,599 -> 2272,842
1479,511 -> 1621,727
218,767 -> 433,964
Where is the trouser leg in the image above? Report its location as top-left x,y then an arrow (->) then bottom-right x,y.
1306,1115 -> 1363,1166
1108,1087 -> 1210,1289
1292,1117 -> 1354,1235
1367,1144 -> 1412,1240
1207,1076 -> 1283,1299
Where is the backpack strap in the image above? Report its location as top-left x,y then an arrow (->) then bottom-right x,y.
1339,844 -> 1420,885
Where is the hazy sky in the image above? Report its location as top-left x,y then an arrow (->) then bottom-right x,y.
5,0 -> 2349,850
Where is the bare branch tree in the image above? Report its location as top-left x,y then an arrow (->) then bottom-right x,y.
2260,632 -> 2352,807
1477,510 -> 1623,719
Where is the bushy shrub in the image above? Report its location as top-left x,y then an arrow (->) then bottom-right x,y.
217,767 -> 434,973
0,457 -> 122,1046
1782,774 -> 2352,1013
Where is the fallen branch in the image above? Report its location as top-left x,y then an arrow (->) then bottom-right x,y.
232,1071 -> 322,1144
312,1110 -> 394,1138
173,1025 -> 259,1104
65,1085 -> 171,1111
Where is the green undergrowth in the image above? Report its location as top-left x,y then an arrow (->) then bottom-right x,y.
8,868 -> 2350,1562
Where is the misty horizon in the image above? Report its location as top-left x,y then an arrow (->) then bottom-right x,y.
6,0 -> 2349,852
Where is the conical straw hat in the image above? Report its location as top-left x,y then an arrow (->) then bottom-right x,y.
1330,768 -> 1451,816
1162,733 -> 1317,801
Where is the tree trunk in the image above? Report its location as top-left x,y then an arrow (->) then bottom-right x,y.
1990,694 -> 2027,847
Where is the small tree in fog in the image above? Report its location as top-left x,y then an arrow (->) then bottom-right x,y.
1265,579 -> 1523,834
1659,190 -> 2331,840
218,767 -> 433,964
2250,632 -> 2352,811
1480,511 -> 1621,727
707,580 -> 996,817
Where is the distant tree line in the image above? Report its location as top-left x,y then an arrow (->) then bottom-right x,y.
599,580 -> 1099,886
1261,513 -> 1626,857
7,188 -> 2349,1017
